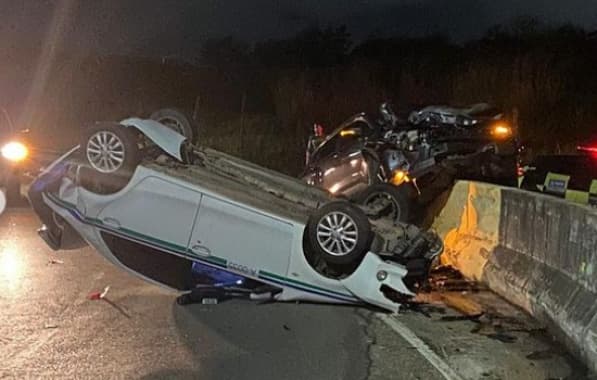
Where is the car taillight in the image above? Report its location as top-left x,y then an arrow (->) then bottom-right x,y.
578,145 -> 597,153
578,145 -> 597,159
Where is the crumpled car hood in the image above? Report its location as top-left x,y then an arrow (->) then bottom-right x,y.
120,117 -> 187,161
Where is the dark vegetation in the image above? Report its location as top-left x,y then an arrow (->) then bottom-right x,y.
6,19 -> 597,175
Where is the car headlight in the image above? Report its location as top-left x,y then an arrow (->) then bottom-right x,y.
1,141 -> 29,162
490,123 -> 513,139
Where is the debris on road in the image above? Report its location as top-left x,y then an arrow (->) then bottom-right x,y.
428,265 -> 485,292
88,286 -> 110,301
438,292 -> 484,317
87,286 -> 131,318
408,265 -> 544,347
88,292 -> 101,300
47,258 -> 64,265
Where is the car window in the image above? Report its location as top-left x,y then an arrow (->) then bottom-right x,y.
335,121 -> 372,153
311,120 -> 373,162
311,134 -> 340,161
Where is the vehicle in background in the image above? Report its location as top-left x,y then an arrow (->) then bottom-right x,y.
407,103 -> 520,186
520,142 -> 597,206
0,108 -> 31,209
302,103 -> 520,223
28,110 -> 442,312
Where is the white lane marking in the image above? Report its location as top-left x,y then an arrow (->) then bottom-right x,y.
377,313 -> 464,380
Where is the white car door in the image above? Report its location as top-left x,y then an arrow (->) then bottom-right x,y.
97,175 -> 201,253
188,194 -> 293,277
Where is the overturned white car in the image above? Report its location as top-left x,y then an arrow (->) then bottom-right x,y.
29,110 -> 442,312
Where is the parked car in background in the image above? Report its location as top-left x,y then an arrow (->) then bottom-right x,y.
520,141 -> 597,206
28,110 -> 443,312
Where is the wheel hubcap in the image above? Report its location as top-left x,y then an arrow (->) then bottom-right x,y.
87,131 -> 125,173
316,211 -> 358,256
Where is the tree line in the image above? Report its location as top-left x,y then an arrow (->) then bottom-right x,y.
7,19 -> 596,174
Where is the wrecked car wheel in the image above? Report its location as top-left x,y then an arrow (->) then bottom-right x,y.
356,183 -> 411,223
150,108 -> 196,142
307,201 -> 372,266
79,123 -> 141,194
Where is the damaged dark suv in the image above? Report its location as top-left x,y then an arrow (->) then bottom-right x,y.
303,103 -> 520,222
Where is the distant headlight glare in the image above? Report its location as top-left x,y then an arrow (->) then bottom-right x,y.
1,142 -> 29,162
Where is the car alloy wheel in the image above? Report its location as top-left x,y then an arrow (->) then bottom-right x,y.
86,130 -> 126,173
316,211 -> 359,257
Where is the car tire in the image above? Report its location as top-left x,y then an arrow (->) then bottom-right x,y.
150,108 -> 196,142
355,183 -> 411,223
78,123 -> 141,194
306,201 -> 372,266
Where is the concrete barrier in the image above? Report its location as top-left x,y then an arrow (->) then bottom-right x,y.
433,181 -> 597,373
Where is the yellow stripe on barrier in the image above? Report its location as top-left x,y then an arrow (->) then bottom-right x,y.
518,173 -> 596,206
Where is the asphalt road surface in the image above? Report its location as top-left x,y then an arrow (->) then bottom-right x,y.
0,209 -> 591,380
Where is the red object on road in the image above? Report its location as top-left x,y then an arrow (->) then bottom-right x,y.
88,292 -> 102,300
88,286 -> 110,301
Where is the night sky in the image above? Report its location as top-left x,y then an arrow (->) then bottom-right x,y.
1,0 -> 596,61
